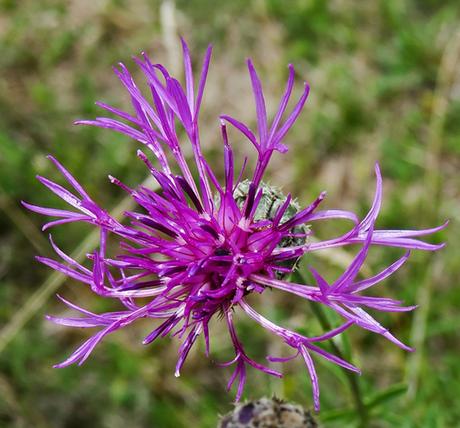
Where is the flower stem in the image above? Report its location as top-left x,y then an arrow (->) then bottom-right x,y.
308,301 -> 369,428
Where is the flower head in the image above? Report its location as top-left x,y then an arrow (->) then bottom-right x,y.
24,39 -> 446,411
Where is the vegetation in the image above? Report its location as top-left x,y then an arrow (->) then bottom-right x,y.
0,0 -> 458,426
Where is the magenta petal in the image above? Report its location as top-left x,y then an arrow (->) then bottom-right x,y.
268,64 -> 295,142
247,59 -> 268,149
299,345 -> 320,412
220,114 -> 260,151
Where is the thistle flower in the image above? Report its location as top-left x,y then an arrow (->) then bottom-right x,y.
24,39 -> 446,411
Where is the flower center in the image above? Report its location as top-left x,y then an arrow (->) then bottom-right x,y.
232,180 -> 309,276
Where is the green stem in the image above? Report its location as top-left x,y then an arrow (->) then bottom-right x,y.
308,301 -> 368,428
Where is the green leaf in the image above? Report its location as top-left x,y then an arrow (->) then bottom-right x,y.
365,383 -> 408,410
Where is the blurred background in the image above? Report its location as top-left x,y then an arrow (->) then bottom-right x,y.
0,0 -> 458,427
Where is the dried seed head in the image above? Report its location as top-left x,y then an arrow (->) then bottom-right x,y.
218,397 -> 318,428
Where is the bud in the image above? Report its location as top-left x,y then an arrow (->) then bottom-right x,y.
218,397 -> 318,428
233,180 -> 309,276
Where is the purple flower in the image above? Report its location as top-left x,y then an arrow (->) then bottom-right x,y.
24,39 -> 446,411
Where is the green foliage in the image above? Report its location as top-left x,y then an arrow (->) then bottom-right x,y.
0,0 -> 458,427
